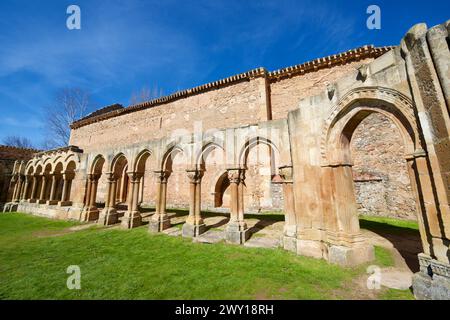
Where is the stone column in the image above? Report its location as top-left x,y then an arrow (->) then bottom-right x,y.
29,175 -> 37,202
20,175 -> 30,201
182,169 -> 206,237
279,165 -> 297,252
82,174 -> 100,221
98,172 -> 119,226
12,174 -> 23,203
149,170 -> 171,232
326,163 -> 374,266
59,173 -> 74,206
47,174 -> 58,205
121,172 -> 143,229
225,168 -> 249,244
38,174 -> 47,204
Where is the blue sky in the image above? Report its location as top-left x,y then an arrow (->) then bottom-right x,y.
0,0 -> 449,148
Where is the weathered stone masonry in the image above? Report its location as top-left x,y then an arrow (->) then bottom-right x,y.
2,20 -> 450,299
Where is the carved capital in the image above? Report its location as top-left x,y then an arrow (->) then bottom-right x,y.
186,169 -> 204,184
153,170 -> 170,183
227,169 -> 241,184
127,171 -> 143,183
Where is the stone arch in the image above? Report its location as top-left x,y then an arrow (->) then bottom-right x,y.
133,149 -> 152,205
214,171 -> 230,208
161,143 -> 186,173
238,136 -> 281,175
110,153 -> 129,204
319,87 -> 430,262
195,138 -> 225,169
134,149 -> 152,174
91,155 -> 106,175
321,86 -> 423,165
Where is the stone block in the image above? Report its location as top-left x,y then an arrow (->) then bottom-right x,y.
283,235 -> 297,253
225,223 -> 250,244
296,239 -> 324,259
328,244 -> 374,267
148,217 -> 171,233
182,222 -> 206,238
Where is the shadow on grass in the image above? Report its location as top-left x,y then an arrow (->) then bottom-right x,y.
359,218 -> 422,272
140,207 -> 285,235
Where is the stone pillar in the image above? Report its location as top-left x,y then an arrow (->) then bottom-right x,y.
279,165 -> 297,252
46,174 -> 58,205
405,153 -> 432,256
38,174 -> 47,204
20,175 -> 30,201
82,174 -> 100,221
326,163 -> 374,266
182,169 -> 206,237
121,172 -> 143,229
98,172 -> 119,226
29,175 -> 37,202
225,168 -> 249,244
12,174 -> 23,203
59,173 -> 74,206
149,170 -> 171,232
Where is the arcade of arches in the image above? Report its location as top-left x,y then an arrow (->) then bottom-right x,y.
2,21 -> 450,299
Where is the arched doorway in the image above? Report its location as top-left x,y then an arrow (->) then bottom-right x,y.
321,92 -> 431,266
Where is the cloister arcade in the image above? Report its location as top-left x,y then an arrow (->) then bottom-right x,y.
3,20 -> 450,298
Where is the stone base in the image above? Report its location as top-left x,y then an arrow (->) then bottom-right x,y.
121,212 -> 142,229
148,216 -> 171,233
296,239 -> 325,259
225,222 -> 250,244
182,222 -> 206,238
10,201 -> 82,221
82,208 -> 99,222
283,235 -> 297,253
58,201 -> 72,207
413,254 -> 450,300
98,209 -> 118,226
46,200 -> 58,205
2,202 -> 18,213
328,244 -> 375,267
37,200 -> 47,204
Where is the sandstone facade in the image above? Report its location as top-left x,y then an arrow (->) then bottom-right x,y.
2,20 -> 450,299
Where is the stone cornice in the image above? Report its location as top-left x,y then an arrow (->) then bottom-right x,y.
34,145 -> 83,157
268,45 -> 394,81
71,45 -> 394,130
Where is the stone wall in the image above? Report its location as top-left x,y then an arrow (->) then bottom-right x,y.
69,77 -> 269,152
350,112 -> 417,220
270,58 -> 374,120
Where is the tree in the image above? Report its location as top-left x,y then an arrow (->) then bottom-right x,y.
130,85 -> 163,105
44,88 -> 91,149
2,136 -> 35,149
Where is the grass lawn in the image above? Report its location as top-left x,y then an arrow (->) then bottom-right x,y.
0,212 -> 414,300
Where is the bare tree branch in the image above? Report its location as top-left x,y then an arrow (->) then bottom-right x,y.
44,88 -> 91,149
2,136 -> 35,149
130,85 -> 163,105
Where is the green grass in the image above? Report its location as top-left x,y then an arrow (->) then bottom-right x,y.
381,288 -> 415,300
0,213 -> 359,300
0,212 -> 416,300
359,215 -> 419,233
373,246 -> 395,267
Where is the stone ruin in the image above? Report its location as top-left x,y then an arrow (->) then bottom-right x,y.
2,20 -> 450,299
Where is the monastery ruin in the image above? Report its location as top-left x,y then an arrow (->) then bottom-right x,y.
2,20 -> 450,299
